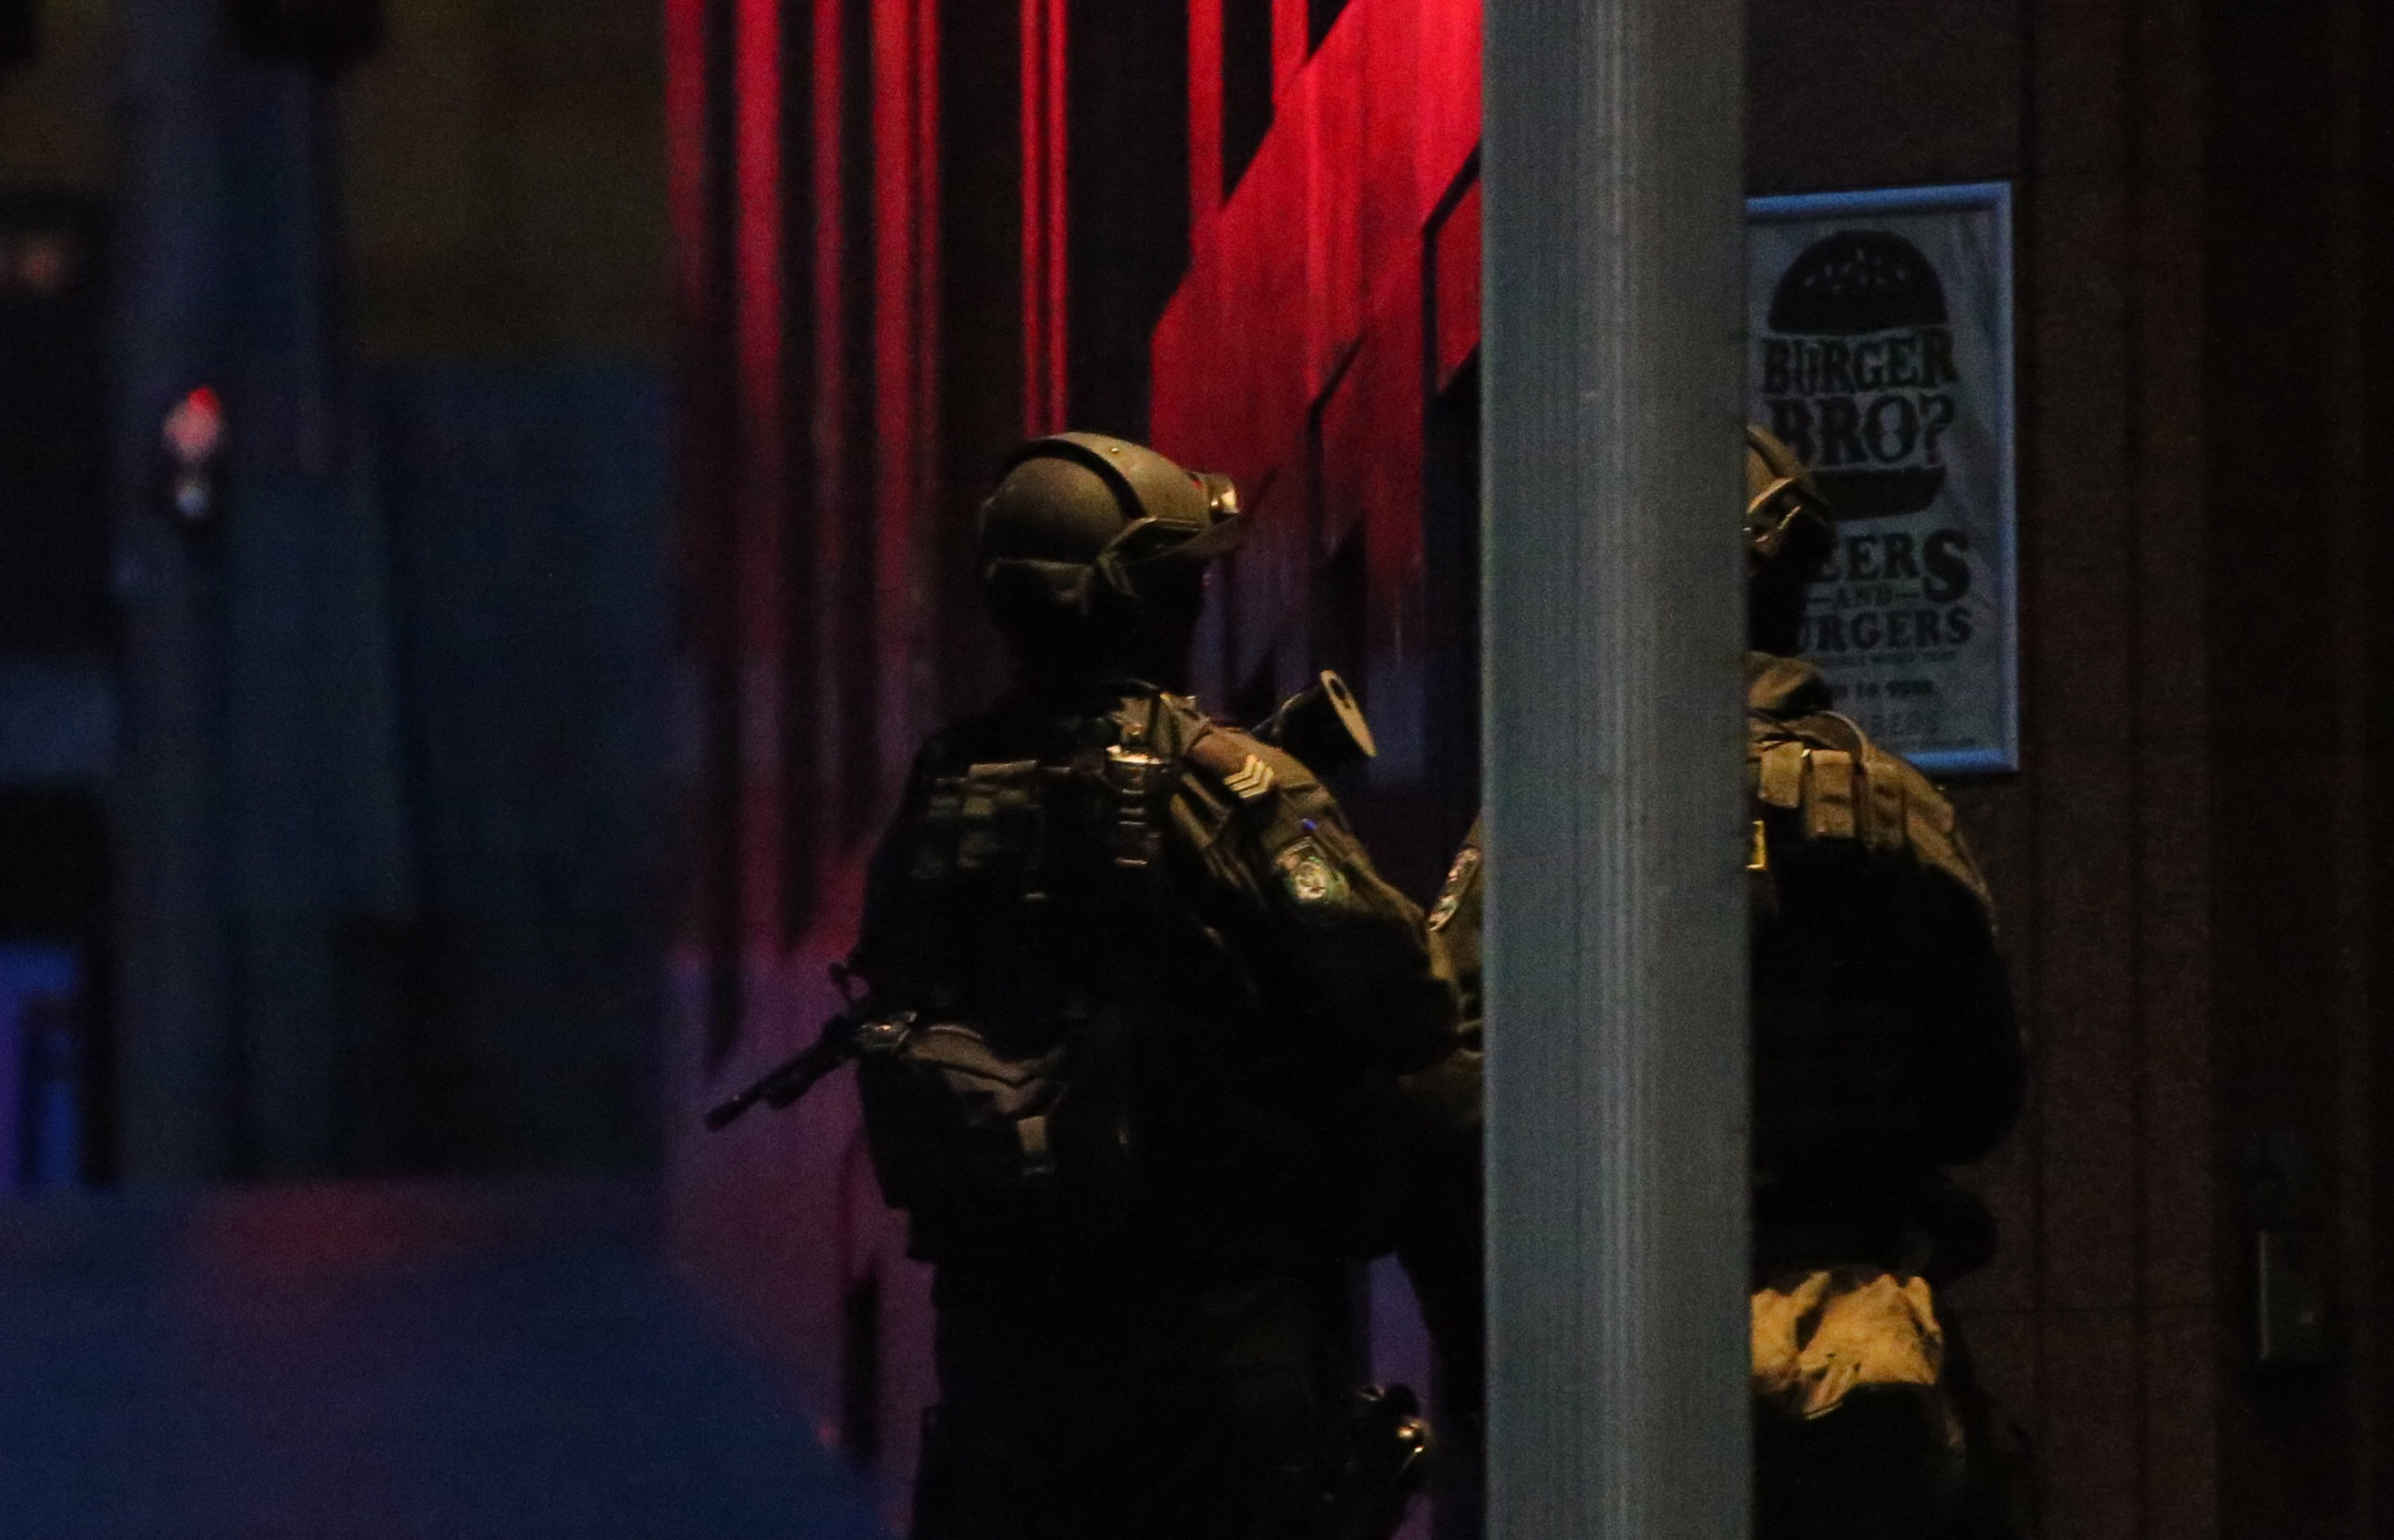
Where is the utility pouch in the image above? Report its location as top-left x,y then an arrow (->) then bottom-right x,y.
855,1013 -> 1134,1250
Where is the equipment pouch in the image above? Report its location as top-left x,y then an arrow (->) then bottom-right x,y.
856,1016 -> 1134,1249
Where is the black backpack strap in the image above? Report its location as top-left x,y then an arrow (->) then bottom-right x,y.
1102,694 -> 1177,878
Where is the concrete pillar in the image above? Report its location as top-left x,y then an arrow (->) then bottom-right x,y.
115,0 -> 240,1180
1480,0 -> 1750,1534
113,0 -> 408,1179
214,50 -> 411,1178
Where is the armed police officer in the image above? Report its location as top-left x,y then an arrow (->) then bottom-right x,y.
1742,425 -> 2028,1540
838,434 -> 1455,1540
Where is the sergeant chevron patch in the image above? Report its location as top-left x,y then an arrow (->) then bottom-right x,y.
1223,754 -> 1277,801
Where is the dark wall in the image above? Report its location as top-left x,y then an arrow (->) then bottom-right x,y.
1749,2 -> 2022,193
1065,1 -> 1188,440
1751,1 -> 2394,1534
345,0 -> 668,361
0,196 -> 109,652
934,0 -> 1025,723
0,788 -> 114,1181
2204,3 -> 2394,1532
371,365 -> 670,1172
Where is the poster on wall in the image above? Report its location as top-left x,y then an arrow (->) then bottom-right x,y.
1747,181 -> 2018,776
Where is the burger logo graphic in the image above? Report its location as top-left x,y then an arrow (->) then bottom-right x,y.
1759,229 -> 1958,519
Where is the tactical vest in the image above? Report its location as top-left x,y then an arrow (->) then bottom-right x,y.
855,696 -> 1187,1257
1748,711 -> 1990,917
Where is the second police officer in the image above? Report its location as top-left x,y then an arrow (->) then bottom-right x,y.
1740,425 -> 2027,1540
1416,427 -> 2029,1540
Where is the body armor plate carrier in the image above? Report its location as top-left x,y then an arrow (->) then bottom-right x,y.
855,697 -> 1186,1256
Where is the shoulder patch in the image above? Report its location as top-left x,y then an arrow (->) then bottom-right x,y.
1222,753 -> 1277,801
1427,845 -> 1481,933
1274,838 -> 1352,924
1186,723 -> 1307,804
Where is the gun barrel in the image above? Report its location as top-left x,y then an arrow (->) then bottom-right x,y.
1255,669 -> 1378,772
703,1087 -> 765,1132
701,1013 -> 860,1132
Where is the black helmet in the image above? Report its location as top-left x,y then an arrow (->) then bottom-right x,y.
977,433 -> 1242,643
1744,425 -> 1835,571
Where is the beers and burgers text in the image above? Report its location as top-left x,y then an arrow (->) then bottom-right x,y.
1798,526 -> 1975,656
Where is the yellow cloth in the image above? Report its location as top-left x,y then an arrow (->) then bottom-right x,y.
1751,1267 -> 1948,1422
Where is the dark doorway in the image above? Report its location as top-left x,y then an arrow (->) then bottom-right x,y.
0,197 -> 110,654
0,788 -> 112,1184
1222,0 -> 1273,199
1423,351 -> 1480,848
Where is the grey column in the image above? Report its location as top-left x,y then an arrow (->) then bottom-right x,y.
213,53 -> 411,1177
115,0 -> 239,1179
113,1 -> 410,1179
1481,1 -> 1749,1537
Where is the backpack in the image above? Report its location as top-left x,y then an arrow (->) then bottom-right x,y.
1746,700 -> 2017,1175
850,694 -> 1211,1257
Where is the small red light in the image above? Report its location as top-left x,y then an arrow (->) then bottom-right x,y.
163,387 -> 227,466
160,388 -> 228,529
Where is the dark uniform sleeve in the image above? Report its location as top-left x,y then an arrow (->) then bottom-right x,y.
1176,719 -> 1481,1443
1424,813 -> 1484,1048
1403,817 -> 1489,1477
1407,813 -> 1487,1168
1171,719 -> 1460,1076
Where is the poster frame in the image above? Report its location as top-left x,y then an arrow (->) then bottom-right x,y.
1746,179 -> 2020,778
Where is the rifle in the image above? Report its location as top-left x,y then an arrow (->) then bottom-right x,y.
703,1002 -> 903,1132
